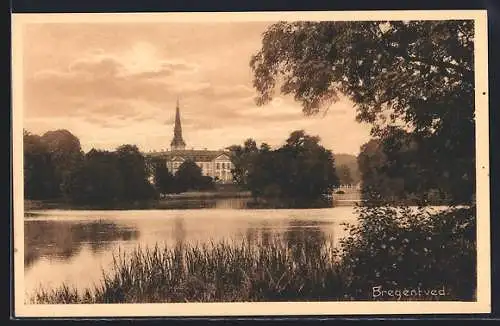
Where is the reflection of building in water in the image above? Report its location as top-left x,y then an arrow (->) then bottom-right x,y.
146,100 -> 234,184
24,220 -> 140,268
172,217 -> 186,248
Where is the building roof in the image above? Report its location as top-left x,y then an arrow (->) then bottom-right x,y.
145,149 -> 231,162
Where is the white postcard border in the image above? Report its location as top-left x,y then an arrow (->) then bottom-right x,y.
12,10 -> 491,317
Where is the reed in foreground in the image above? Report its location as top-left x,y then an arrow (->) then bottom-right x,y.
31,237 -> 345,303
30,206 -> 476,303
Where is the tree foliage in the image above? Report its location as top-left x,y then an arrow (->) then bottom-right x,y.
63,149 -> 125,205
227,139 -> 261,187
64,145 -> 156,204
339,205 -> 476,300
24,129 -> 83,199
115,144 -> 155,201
24,129 -> 156,205
358,136 -> 454,204
40,129 -> 84,184
251,20 -> 474,204
150,158 -> 176,194
229,130 -> 339,204
24,130 -> 59,199
174,160 -> 215,193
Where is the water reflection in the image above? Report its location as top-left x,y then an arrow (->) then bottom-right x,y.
240,219 -> 330,254
24,220 -> 140,267
24,207 -> 356,294
284,220 -> 329,260
172,217 -> 186,249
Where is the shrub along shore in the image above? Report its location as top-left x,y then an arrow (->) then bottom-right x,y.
30,205 -> 476,303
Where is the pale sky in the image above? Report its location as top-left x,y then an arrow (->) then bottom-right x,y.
22,21 -> 372,155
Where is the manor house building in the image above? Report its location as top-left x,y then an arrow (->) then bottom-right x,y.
146,100 -> 234,184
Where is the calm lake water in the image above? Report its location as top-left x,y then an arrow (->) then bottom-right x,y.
24,198 -> 360,297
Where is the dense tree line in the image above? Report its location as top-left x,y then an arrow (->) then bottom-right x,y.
150,158 -> 214,194
24,129 -> 156,205
24,129 -> 84,200
228,130 -> 339,204
62,145 -> 156,205
24,129 -> 214,206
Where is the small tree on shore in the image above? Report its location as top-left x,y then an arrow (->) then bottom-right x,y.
174,160 -> 214,192
153,163 -> 176,194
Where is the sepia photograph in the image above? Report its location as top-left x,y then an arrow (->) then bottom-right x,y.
12,10 -> 490,317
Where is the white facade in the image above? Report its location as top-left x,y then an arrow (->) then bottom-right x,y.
165,152 -> 234,183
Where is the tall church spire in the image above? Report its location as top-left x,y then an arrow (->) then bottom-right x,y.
170,98 -> 186,151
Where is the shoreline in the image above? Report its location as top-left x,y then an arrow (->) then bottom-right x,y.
23,191 -> 253,211
24,197 -> 356,212
161,190 -> 252,199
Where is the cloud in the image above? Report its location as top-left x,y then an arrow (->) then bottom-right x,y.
22,23 -> 372,155
69,56 -> 124,77
124,60 -> 199,80
24,39 -> 259,130
25,48 -> 208,123
30,51 -> 200,95
83,115 -> 124,129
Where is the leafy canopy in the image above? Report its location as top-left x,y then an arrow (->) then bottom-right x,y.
174,160 -> 214,192
229,130 -> 339,204
251,20 -> 473,133
251,20 -> 475,203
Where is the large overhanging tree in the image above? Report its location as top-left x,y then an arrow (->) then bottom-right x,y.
250,20 -> 475,204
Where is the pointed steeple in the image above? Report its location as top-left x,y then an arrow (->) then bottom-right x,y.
170,98 -> 186,151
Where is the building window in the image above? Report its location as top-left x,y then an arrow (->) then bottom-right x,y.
216,163 -> 220,170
